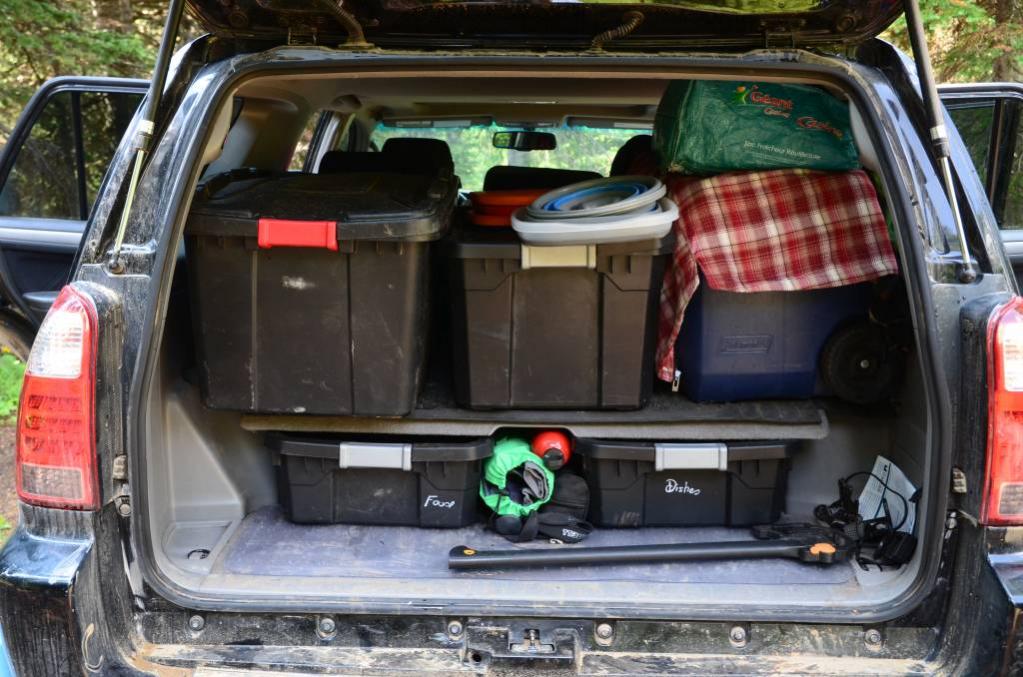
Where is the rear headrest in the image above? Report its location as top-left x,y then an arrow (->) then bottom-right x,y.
610,135 -> 655,176
319,139 -> 455,175
318,151 -> 393,174
483,166 -> 601,191
381,138 -> 454,173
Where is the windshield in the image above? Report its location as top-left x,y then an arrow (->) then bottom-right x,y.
371,123 -> 649,191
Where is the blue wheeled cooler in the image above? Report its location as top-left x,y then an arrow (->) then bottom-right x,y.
676,281 -> 873,402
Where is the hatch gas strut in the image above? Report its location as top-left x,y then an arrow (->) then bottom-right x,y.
107,0 -> 187,273
903,0 -> 977,283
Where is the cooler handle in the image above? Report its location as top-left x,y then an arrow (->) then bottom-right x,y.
338,442 -> 413,471
654,443 -> 728,471
520,244 -> 596,269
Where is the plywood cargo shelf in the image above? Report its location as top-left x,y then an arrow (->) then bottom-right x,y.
241,385 -> 830,440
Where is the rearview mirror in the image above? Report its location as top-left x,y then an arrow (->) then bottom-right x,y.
493,131 -> 556,152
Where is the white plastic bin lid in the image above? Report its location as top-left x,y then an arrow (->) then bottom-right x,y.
512,198 -> 678,246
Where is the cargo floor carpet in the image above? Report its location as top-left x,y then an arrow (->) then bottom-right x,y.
217,506 -> 854,585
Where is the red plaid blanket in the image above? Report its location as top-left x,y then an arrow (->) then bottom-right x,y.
656,168 -> 899,382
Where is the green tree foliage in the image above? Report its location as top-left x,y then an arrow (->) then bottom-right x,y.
884,0 -> 1023,82
0,0 -> 195,140
0,354 -> 25,422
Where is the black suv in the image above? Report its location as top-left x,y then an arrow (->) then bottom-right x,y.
2,0 -> 1023,674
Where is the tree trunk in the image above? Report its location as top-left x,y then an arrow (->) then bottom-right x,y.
93,0 -> 135,31
991,0 -> 1020,81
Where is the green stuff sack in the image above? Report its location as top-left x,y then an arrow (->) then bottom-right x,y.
480,438 -> 555,518
654,80 -> 860,174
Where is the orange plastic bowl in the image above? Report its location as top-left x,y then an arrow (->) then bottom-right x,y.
469,189 -> 548,227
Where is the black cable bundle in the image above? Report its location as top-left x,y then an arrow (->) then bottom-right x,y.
814,470 -> 919,570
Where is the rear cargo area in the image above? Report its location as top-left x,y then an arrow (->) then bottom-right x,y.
140,67 -> 932,617
146,372 -> 923,611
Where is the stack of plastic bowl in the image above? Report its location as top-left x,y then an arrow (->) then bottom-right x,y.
512,176 -> 678,245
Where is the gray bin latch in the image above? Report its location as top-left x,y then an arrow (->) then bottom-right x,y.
338,442 -> 413,471
653,443 -> 728,472
520,244 -> 597,269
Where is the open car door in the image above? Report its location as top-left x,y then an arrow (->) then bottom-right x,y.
941,83 -> 1023,284
0,76 -> 145,355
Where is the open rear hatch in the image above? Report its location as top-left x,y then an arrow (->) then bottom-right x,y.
183,0 -> 903,48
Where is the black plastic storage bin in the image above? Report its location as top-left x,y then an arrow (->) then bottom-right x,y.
577,440 -> 792,527
269,435 -> 493,527
443,229 -> 672,409
186,168 -> 456,416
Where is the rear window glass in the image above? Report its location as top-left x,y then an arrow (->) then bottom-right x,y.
0,89 -> 141,221
370,123 -> 648,191
947,101 -> 995,187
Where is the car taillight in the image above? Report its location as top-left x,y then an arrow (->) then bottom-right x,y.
16,286 -> 99,510
984,296 -> 1023,524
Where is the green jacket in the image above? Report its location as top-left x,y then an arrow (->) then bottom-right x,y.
480,438 -> 555,518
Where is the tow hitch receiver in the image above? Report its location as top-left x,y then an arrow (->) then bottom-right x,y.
463,623 -> 577,669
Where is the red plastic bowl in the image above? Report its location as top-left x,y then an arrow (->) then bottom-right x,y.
469,189 -> 547,227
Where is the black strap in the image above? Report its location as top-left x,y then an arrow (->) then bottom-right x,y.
533,512 -> 593,543
491,512 -> 593,544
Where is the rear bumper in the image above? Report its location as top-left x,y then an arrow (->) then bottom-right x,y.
0,525 -> 94,676
0,506 -> 152,676
2,509 -> 1022,676
984,528 -> 1023,675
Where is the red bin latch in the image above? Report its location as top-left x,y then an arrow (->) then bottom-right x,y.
257,218 -> 339,251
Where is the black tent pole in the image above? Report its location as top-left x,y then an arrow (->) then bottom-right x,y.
448,537 -> 848,570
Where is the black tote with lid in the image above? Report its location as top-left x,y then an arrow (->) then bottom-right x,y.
185,168 -> 456,416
